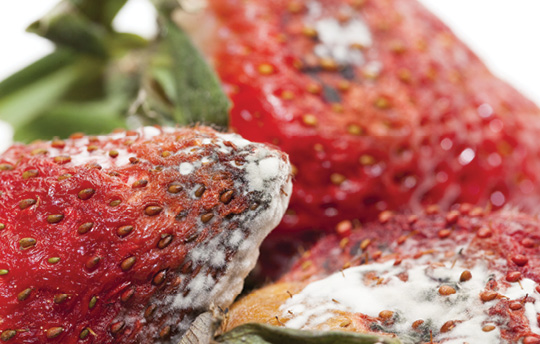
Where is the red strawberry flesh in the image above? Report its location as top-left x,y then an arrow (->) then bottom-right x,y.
0,126 -> 292,343
183,0 -> 540,234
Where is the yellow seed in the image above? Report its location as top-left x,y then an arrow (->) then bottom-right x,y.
78,188 -> 95,200
359,154 -> 376,166
145,206 -> 163,216
54,294 -> 68,304
374,97 -> 391,109
121,257 -> 136,271
340,319 -> 352,327
53,156 -> 72,164
389,40 -> 407,54
19,238 -> 37,249
47,257 -> 61,264
460,270 -> 472,282
258,64 -> 275,75
301,260 -> 312,270
168,183 -> 182,194
19,199 -> 36,210
313,144 -> 324,152
80,328 -> 90,339
0,330 -> 16,341
302,114 -> 318,127
201,213 -> 214,223
89,296 -> 97,309
47,214 -> 64,224
306,83 -> 321,94
398,68 -> 412,82
220,190 -> 234,204
331,103 -> 344,113
78,222 -> 94,234
347,124 -> 363,136
337,80 -> 351,92
482,325 -> 496,332
320,57 -> 338,71
302,26 -> 318,38
440,320 -> 457,333
439,285 -> 456,296
330,173 -> 346,185
281,90 -> 295,100
46,327 -> 64,339
287,1 -> 304,13
360,239 -> 371,250
17,288 -> 32,301
22,170 -> 39,179
379,310 -> 394,320
412,319 -> 424,329
480,290 -> 498,302
31,148 -> 48,155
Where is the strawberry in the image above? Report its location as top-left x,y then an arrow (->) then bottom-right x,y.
225,207 -> 540,343
183,0 -> 540,234
0,126 -> 292,343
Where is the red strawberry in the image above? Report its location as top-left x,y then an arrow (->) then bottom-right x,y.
183,0 -> 540,234
225,207 -> 540,343
0,126 -> 292,343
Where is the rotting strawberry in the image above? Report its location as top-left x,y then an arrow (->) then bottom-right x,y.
224,207 -> 540,343
181,0 -> 540,234
0,126 -> 292,343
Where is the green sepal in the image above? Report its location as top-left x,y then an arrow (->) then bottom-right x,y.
68,0 -> 129,29
28,4 -> 108,57
0,49 -> 78,98
0,60 -> 92,131
162,17 -> 230,128
216,323 -> 402,344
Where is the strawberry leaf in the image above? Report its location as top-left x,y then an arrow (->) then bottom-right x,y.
216,324 -> 402,344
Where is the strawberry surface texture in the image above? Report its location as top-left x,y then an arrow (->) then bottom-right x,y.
184,0 -> 540,234
225,207 -> 540,343
0,126 -> 292,343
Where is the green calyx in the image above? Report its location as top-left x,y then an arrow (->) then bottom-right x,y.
0,0 -> 230,142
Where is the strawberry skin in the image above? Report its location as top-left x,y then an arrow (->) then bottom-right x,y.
0,126 -> 292,343
186,0 -> 540,233
226,207 -> 540,343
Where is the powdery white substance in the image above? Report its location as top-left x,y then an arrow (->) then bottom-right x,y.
179,162 -> 194,175
506,278 -> 540,336
167,141 -> 292,306
306,1 -> 372,66
315,18 -> 372,65
280,255 -> 530,344
0,121 -> 13,154
42,127 -> 260,172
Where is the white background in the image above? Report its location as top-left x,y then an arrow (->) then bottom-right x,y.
0,0 -> 539,105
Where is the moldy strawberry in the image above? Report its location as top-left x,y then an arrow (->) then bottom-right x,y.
0,126 -> 292,343
185,0 -> 540,233
224,207 -> 540,343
